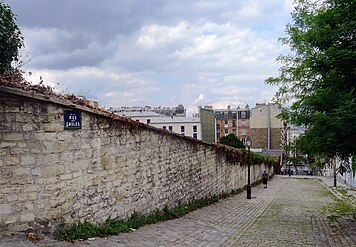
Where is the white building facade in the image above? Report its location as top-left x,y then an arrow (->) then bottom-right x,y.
114,111 -> 201,140
149,117 -> 201,139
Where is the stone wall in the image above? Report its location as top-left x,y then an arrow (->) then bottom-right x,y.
0,86 -> 273,232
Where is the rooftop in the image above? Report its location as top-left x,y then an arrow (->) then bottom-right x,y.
151,117 -> 200,124
118,111 -> 164,117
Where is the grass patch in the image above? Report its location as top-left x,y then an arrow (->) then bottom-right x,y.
321,189 -> 334,197
55,187 -> 245,241
337,187 -> 348,196
252,179 -> 262,186
332,200 -> 355,216
326,198 -> 356,222
327,214 -> 338,222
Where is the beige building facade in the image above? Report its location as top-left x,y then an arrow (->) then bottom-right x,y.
250,103 -> 283,150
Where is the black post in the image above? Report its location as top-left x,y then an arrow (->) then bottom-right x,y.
247,145 -> 251,199
333,158 -> 337,187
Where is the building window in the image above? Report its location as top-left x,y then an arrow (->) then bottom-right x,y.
241,111 -> 246,119
216,124 -> 220,130
224,120 -> 228,125
242,128 -> 246,135
147,119 -> 151,124
193,125 -> 197,132
181,126 -> 185,133
232,120 -> 236,127
217,133 -> 220,139
232,112 -> 237,118
162,126 -> 166,129
193,133 -> 198,139
225,129 -> 228,134
169,126 -> 173,132
224,112 -> 228,118
242,120 -> 246,127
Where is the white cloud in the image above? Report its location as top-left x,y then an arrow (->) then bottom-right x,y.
9,0 -> 293,114
194,94 -> 204,104
24,66 -> 161,107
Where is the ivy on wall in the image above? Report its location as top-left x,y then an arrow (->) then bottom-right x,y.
215,143 -> 276,167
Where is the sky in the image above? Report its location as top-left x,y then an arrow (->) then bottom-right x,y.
6,0 -> 294,115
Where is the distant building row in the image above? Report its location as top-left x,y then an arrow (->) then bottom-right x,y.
108,103 -> 286,151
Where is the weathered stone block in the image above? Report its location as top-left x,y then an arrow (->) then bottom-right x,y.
43,141 -> 65,154
23,185 -> 40,193
20,212 -> 35,222
24,202 -> 34,211
22,124 -> 34,132
7,194 -> 18,202
32,132 -> 57,141
0,142 -> 17,148
59,174 -> 72,180
5,106 -> 20,113
36,208 -> 60,222
31,167 -> 41,176
21,155 -> 36,166
5,214 -> 19,224
14,167 -> 31,176
0,204 -> 13,214
49,197 -> 66,208
4,133 -> 24,141
42,123 -> 63,132
43,165 -> 65,177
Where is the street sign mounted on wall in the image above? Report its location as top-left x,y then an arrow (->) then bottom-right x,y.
64,110 -> 81,129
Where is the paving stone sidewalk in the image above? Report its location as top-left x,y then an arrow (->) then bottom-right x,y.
1,175 -> 355,246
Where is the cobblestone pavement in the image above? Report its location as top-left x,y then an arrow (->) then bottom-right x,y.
1,175 -> 355,246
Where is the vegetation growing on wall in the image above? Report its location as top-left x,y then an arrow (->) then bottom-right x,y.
216,143 -> 277,167
55,188 -> 245,241
219,134 -> 245,148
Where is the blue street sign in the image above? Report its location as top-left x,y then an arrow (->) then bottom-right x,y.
64,110 -> 81,129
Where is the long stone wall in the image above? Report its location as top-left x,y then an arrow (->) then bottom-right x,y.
0,85 -> 273,233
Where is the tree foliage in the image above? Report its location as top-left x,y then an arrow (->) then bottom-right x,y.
266,0 -> 356,170
219,134 -> 245,149
0,1 -> 24,73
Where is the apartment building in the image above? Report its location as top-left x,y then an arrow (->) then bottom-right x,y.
237,105 -> 251,145
212,105 -> 251,143
214,105 -> 238,141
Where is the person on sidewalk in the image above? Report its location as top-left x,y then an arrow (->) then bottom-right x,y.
262,171 -> 269,188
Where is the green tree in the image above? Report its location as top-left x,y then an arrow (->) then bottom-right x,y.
266,0 -> 356,172
0,1 -> 24,73
219,134 -> 245,149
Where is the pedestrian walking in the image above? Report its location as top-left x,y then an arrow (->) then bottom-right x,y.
262,171 -> 268,188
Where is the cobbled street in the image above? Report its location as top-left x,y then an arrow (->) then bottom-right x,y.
1,175 -> 355,247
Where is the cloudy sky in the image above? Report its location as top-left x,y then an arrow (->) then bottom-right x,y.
6,0 -> 294,114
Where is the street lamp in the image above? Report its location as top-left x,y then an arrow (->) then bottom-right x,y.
246,136 -> 252,199
333,158 -> 337,187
